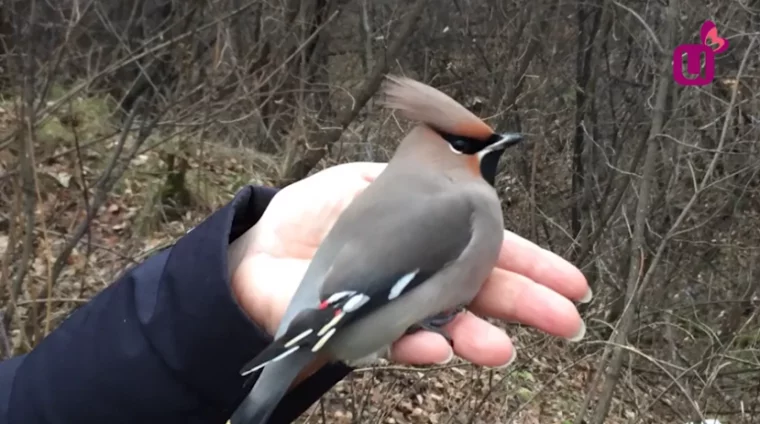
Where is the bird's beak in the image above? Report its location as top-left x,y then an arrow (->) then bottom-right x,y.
494,132 -> 524,150
478,132 -> 524,157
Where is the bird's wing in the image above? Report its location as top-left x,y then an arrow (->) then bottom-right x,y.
239,191 -> 475,376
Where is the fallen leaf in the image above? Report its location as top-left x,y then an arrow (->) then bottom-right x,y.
0,235 -> 8,257
48,170 -> 72,188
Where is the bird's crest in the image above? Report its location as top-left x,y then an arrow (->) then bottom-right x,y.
380,75 -> 494,141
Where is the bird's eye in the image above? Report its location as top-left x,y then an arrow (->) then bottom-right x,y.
452,139 -> 469,152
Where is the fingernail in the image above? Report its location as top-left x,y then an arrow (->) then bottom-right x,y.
495,350 -> 517,369
579,288 -> 593,304
435,348 -> 455,365
566,320 -> 586,343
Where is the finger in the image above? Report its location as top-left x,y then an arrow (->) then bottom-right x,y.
357,162 -> 388,183
445,311 -> 514,367
390,312 -> 514,368
497,230 -> 591,302
470,268 -> 585,341
389,331 -> 454,365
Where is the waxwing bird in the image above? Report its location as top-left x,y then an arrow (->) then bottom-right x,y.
228,75 -> 523,424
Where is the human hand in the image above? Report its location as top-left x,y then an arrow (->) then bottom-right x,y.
231,162 -> 590,369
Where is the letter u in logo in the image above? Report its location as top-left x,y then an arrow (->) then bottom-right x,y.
672,44 -> 714,86
672,20 -> 728,86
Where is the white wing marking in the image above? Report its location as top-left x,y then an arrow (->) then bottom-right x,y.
318,311 -> 345,336
388,270 -> 419,300
284,329 -> 313,348
241,345 -> 300,376
311,328 -> 337,352
342,293 -> 370,311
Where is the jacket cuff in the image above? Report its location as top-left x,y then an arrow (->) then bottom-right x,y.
6,185 -> 281,424
141,185 -> 281,413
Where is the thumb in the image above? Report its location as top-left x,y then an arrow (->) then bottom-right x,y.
324,162 -> 387,183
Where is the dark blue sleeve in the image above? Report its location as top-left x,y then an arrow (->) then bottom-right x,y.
0,185 -> 352,424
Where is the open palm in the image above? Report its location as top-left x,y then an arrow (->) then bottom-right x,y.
231,162 -> 590,368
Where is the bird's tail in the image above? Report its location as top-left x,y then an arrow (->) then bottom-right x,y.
228,348 -> 315,424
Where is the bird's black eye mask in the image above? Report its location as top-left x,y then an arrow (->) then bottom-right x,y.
436,131 -> 504,155
435,130 -> 515,186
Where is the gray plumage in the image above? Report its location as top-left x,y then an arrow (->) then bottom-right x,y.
228,75 -> 522,424
316,150 -> 504,362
